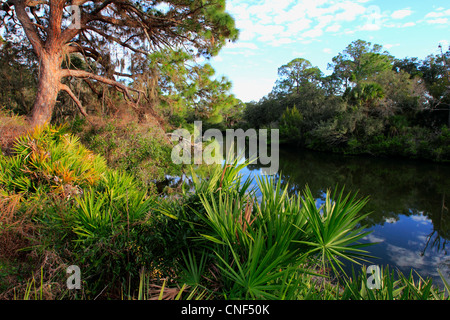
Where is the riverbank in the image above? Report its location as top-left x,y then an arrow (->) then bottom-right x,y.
1,121 -> 449,300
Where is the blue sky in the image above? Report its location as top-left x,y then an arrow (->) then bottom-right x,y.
208,0 -> 450,103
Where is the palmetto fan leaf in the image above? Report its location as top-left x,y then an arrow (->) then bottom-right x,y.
0,124 -> 107,198
295,186 -> 374,276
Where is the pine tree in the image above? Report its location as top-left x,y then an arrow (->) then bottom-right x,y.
0,0 -> 238,126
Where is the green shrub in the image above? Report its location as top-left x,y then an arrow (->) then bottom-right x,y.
0,125 -> 166,297
74,120 -> 183,188
0,125 -> 107,199
279,106 -> 303,145
3,123 -> 448,300
158,158 -> 374,299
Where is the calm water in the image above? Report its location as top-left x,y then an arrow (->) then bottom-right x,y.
238,147 -> 450,288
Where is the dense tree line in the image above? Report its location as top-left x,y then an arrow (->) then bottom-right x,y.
243,40 -> 450,162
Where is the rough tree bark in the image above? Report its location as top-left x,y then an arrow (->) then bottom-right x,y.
29,51 -> 64,125
11,0 -> 69,126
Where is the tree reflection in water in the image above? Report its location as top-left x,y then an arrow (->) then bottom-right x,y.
244,147 -> 450,286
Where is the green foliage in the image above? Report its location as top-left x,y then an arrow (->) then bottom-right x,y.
138,48 -> 242,129
279,106 -> 303,144
0,124 -> 167,296
0,40 -> 38,115
76,120 -> 182,187
160,158 -> 375,299
0,125 -> 107,199
364,125 -> 450,161
71,171 -> 154,240
340,266 -> 449,300
275,58 -> 322,94
294,187 -> 373,276
180,160 -> 449,300
242,39 -> 450,162
2,122 -> 449,300
179,249 -> 209,287
344,82 -> 385,108
194,186 -> 302,299
329,39 -> 393,86
45,166 -> 159,293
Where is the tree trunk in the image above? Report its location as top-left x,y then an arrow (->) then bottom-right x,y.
28,52 -> 62,126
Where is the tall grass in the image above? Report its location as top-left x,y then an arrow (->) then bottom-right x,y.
340,266 -> 450,300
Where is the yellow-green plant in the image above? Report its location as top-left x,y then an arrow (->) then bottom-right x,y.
0,125 -> 107,199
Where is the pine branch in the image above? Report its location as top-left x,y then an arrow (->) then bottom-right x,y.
59,82 -> 91,122
60,68 -> 144,103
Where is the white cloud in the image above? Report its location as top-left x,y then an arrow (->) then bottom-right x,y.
256,24 -> 286,43
391,9 -> 413,20
271,38 -> 294,47
385,217 -> 398,224
427,18 -> 449,25
384,43 -> 400,49
273,3 -> 307,24
302,27 -> 324,39
424,8 -> 450,25
333,2 -> 367,22
323,48 -> 332,54
410,214 -> 431,225
226,0 -> 449,51
401,22 -> 416,27
232,76 -> 276,102
285,19 -> 313,35
225,0 -> 374,44
227,2 -> 250,22
360,23 -> 381,31
387,244 -> 426,269
425,9 -> 450,18
233,18 -> 259,41
364,234 -> 385,243
326,24 -> 342,32
225,42 -> 258,50
426,12 -> 442,19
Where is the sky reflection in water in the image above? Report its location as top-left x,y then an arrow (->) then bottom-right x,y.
237,147 -> 450,288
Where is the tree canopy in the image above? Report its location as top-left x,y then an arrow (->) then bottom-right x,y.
275,58 -> 322,94
138,47 -> 241,127
243,39 -> 450,161
0,0 -> 239,126
328,39 -> 393,89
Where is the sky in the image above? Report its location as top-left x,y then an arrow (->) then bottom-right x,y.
207,0 -> 450,103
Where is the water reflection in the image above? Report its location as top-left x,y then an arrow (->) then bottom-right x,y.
242,147 -> 450,287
